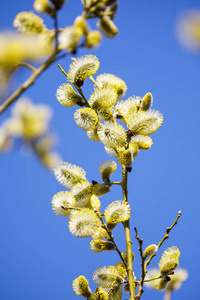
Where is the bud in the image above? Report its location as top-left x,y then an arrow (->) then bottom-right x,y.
71,181 -> 93,207
74,16 -> 89,35
158,246 -> 180,275
85,30 -> 102,48
58,26 -> 83,52
97,16 -> 118,38
121,250 -> 135,263
107,0 -> 118,19
93,265 -> 125,289
92,287 -> 108,300
67,55 -> 100,88
126,165 -> 132,172
56,83 -> 85,107
143,244 -> 158,259
90,239 -> 115,252
99,160 -> 117,183
92,183 -> 111,196
54,161 -> 87,189
105,200 -> 131,230
89,87 -> 118,110
13,12 -> 45,36
124,109 -> 163,136
89,194 -> 101,211
117,149 -> 133,166
123,282 -> 130,293
97,121 -> 126,149
52,191 -> 76,216
98,108 -> 114,121
96,73 -> 127,98
73,275 -> 92,298
51,0 -> 66,10
130,135 -> 153,150
153,276 -> 169,290
33,0 -> 55,16
69,209 -> 99,237
141,92 -> 153,111
126,130 -> 133,139
74,107 -> 98,131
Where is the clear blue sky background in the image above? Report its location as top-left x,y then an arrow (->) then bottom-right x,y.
0,0 -> 200,299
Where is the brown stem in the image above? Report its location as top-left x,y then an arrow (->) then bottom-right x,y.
134,228 -> 145,299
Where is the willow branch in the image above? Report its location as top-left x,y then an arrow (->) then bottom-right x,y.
145,211 -> 182,268
0,48 -> 60,114
122,165 -> 135,300
1,11 -> 66,115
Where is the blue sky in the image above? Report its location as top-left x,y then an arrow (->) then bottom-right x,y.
1,0 -> 200,299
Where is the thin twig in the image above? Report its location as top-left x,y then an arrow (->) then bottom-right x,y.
134,227 -> 145,299
145,211 -> 182,268
17,62 -> 36,72
96,211 -> 127,269
143,275 -> 162,282
58,64 -> 68,76
135,211 -> 181,299
89,75 -> 100,88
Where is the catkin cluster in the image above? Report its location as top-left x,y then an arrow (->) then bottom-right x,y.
50,54 -> 185,299
56,54 -> 163,172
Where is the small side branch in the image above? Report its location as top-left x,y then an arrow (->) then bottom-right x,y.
134,211 -> 181,299
95,211 -> 127,269
134,228 -> 145,299
17,62 -> 36,72
89,75 -> 100,88
0,48 -> 60,114
143,275 -> 162,283
145,211 -> 182,268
